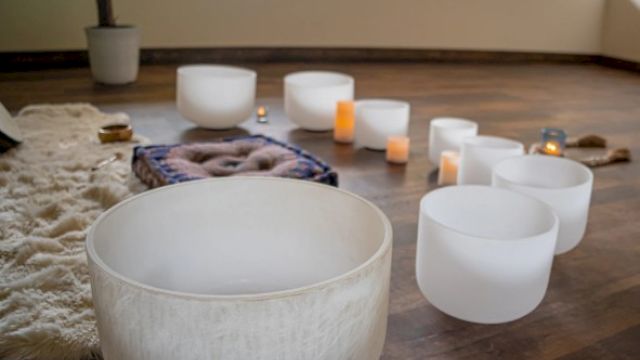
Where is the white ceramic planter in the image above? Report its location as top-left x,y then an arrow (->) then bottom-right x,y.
284,71 -> 354,131
416,185 -> 559,324
85,26 -> 139,85
87,177 -> 392,360
177,65 -> 257,129
457,135 -> 525,185
428,117 -> 478,166
493,155 -> 593,254
355,99 -> 410,150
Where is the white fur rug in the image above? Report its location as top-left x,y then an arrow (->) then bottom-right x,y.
0,104 -> 146,360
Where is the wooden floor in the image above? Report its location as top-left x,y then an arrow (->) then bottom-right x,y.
1,63 -> 640,359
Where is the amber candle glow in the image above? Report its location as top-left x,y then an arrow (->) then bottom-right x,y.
437,151 -> 459,186
333,101 -> 355,143
541,128 -> 566,156
386,136 -> 410,164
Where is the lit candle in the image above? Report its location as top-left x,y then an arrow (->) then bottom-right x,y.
543,141 -> 561,156
334,101 -> 355,143
256,106 -> 268,123
386,136 -> 410,164
541,128 -> 566,156
437,151 -> 459,186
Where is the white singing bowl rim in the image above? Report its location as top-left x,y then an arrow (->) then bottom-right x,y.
86,177 -> 392,301
420,185 -> 558,242
284,71 -> 354,89
462,135 -> 524,150
493,155 -> 594,192
177,64 -> 257,79
430,117 -> 478,130
356,98 -> 410,111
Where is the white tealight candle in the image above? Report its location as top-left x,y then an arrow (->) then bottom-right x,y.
437,151 -> 459,186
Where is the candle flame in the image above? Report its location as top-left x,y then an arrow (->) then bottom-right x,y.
545,142 -> 558,152
257,106 -> 267,117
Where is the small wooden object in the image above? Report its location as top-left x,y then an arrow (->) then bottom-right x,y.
98,123 -> 133,143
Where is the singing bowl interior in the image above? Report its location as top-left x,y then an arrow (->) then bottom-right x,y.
178,64 -> 256,78
430,117 -> 477,130
87,177 -> 391,297
421,185 -> 557,240
284,71 -> 353,88
463,135 -> 524,150
493,155 -> 593,190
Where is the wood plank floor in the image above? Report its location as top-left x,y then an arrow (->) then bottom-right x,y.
1,63 -> 640,359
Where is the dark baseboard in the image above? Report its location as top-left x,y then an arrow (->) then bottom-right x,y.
596,55 -> 640,73
0,51 -> 88,71
138,47 -> 598,64
0,47 -> 637,72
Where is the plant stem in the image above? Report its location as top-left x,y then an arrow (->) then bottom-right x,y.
96,0 -> 116,27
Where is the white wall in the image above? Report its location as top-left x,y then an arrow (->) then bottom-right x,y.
602,0 -> 640,62
0,0 -> 606,54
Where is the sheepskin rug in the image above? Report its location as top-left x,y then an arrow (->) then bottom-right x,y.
0,104 -> 147,360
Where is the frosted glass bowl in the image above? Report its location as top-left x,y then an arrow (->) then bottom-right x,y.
493,155 -> 593,254
457,135 -> 525,185
416,185 -> 558,324
428,117 -> 478,166
177,65 -> 256,129
355,99 -> 410,150
86,177 -> 392,360
284,71 -> 354,131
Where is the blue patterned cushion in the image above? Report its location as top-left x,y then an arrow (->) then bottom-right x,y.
132,135 -> 338,188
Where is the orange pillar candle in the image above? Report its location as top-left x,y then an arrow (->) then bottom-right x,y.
334,101 -> 355,143
437,150 -> 459,186
386,136 -> 410,164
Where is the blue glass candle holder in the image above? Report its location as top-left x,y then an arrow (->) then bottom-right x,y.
541,128 -> 566,156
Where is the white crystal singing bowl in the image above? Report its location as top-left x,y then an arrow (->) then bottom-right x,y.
493,155 -> 593,255
86,177 -> 392,360
428,117 -> 478,166
177,65 -> 256,129
355,99 -> 410,150
457,135 -> 525,185
416,185 -> 559,324
284,71 -> 354,131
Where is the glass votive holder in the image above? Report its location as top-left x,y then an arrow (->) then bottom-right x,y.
284,71 -> 354,131
457,136 -> 525,185
541,128 -> 566,156
256,105 -> 268,124
355,99 -> 410,150
492,155 -> 593,254
416,185 -> 559,324
428,117 -> 478,166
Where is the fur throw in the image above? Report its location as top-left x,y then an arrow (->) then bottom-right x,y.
0,104 -> 146,360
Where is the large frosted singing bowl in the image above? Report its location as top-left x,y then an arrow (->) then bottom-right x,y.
355,99 -> 410,150
416,185 -> 559,324
428,117 -> 478,166
284,71 -> 354,131
457,135 -> 524,185
177,65 -> 256,129
86,177 -> 392,360
493,155 -> 593,254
